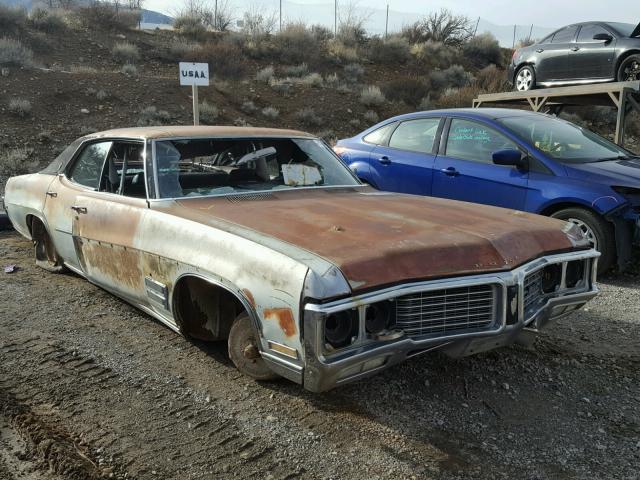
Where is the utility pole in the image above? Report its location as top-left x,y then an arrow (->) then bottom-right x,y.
384,3 -> 389,39
528,23 -> 534,42
279,0 -> 282,32
334,0 -> 337,36
473,17 -> 480,37
512,24 -> 516,49
214,0 -> 218,30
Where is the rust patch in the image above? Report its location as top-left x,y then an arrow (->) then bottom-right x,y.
263,308 -> 296,337
143,253 -> 178,292
79,240 -> 142,292
242,289 -> 256,308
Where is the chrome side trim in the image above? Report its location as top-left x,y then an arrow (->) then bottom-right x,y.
538,78 -> 614,87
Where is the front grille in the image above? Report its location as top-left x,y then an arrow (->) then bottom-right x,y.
523,269 -> 545,319
395,284 -> 496,339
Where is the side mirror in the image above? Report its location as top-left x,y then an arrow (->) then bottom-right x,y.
492,149 -> 527,169
593,33 -> 613,42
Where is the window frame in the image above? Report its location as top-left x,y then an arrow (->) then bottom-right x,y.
549,25 -> 579,44
383,117 -> 444,155
362,121 -> 398,146
576,23 -> 615,43
64,137 -> 148,200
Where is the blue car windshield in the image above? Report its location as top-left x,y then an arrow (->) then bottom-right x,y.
498,116 -> 633,164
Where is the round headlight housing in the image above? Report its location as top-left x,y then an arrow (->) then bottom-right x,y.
565,260 -> 585,288
365,301 -> 394,335
325,310 -> 358,349
542,264 -> 562,293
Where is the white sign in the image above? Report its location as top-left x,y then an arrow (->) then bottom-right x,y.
179,62 -> 210,86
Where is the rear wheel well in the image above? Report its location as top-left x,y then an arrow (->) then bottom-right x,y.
615,50 -> 640,76
538,202 -> 597,218
172,276 -> 247,342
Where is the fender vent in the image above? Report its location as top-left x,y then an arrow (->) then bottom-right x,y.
226,192 -> 276,203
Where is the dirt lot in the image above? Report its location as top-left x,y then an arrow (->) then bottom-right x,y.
0,230 -> 639,480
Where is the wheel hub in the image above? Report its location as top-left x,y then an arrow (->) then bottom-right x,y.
623,61 -> 640,81
243,342 -> 260,360
567,218 -> 597,249
516,69 -> 532,91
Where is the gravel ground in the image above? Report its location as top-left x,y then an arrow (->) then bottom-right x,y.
0,231 -> 639,480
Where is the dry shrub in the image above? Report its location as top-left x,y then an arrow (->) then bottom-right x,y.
463,32 -> 502,68
28,8 -> 66,32
0,37 -> 33,67
343,63 -> 364,83
112,42 -> 139,64
411,40 -> 456,69
261,107 -> 279,119
121,64 -> 138,76
284,63 -> 308,77
297,73 -> 323,88
360,85 -> 386,107
0,148 -> 38,177
167,39 -> 201,60
402,9 -> 472,47
382,78 -> 431,107
327,39 -> 359,64
256,66 -> 275,83
475,64 -> 508,92
70,65 -> 98,74
366,36 -> 411,64
436,85 -> 481,109
430,65 -> 473,91
138,106 -> 171,126
193,42 -> 247,79
73,5 -> 140,31
8,97 -> 31,117
295,108 -> 323,127
273,23 -> 320,64
240,100 -> 257,114
173,14 -> 207,39
199,101 -> 219,124
0,5 -> 26,31
363,110 -> 379,123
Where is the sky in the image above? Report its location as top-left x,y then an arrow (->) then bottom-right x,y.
146,0 -> 637,32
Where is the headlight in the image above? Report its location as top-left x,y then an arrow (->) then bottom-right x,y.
541,264 -> 562,293
324,310 -> 358,349
365,300 -> 395,334
565,260 -> 585,288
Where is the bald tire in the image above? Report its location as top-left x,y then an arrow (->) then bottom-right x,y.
228,313 -> 279,381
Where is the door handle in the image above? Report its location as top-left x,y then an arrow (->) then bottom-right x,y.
378,156 -> 391,165
536,49 -> 544,53
570,46 -> 580,52
440,167 -> 459,177
70,206 -> 87,214
45,191 -> 57,198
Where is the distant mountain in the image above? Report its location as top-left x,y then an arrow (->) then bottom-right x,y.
0,0 -> 173,26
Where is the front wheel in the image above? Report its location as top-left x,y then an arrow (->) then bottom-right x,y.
617,54 -> 640,82
550,207 -> 615,273
228,313 -> 279,381
515,65 -> 536,91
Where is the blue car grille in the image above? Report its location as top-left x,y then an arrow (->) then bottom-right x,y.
395,285 -> 496,338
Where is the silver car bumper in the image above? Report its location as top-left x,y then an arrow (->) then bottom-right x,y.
300,250 -> 599,392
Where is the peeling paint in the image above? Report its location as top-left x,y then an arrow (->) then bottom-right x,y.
264,308 -> 297,337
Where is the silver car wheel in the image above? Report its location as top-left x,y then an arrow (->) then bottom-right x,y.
568,218 -> 598,249
623,60 -> 640,81
516,68 -> 533,91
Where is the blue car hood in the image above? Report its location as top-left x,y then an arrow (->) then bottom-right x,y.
564,158 -> 640,187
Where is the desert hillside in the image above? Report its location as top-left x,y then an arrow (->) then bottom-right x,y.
1,4 -> 638,194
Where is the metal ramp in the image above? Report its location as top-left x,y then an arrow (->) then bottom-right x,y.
472,81 -> 640,147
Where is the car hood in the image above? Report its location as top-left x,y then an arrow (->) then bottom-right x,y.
166,187 -> 578,293
564,158 -> 640,186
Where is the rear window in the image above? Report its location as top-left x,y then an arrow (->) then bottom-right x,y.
363,123 -> 396,145
388,118 -> 440,154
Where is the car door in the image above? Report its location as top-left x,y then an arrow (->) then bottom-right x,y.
43,141 -> 113,271
536,25 -> 578,82
431,118 -> 528,210
570,24 -> 617,79
368,117 -> 442,195
72,141 -> 150,304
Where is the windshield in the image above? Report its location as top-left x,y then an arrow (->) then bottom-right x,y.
498,116 -> 634,164
607,22 -> 637,37
153,137 -> 359,198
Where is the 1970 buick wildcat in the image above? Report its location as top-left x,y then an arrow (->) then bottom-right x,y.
3,126 -> 600,391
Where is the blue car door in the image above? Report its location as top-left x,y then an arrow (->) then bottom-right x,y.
368,117 -> 442,195
431,118 -> 528,210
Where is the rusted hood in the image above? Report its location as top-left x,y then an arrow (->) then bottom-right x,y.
169,188 -> 578,292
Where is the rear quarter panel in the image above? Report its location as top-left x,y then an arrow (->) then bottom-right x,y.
4,174 -> 56,238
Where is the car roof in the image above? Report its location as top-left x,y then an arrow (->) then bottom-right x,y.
378,108 -> 551,124
82,125 -> 315,140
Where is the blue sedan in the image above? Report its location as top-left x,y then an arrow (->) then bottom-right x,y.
334,108 -> 640,272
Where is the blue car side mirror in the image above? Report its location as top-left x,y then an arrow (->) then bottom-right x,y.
493,149 -> 527,169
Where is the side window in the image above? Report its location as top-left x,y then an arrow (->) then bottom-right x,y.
101,142 -> 146,198
550,26 -> 578,43
68,142 -> 112,189
577,25 -> 611,43
388,118 -> 441,154
445,119 -> 518,164
363,123 -> 396,145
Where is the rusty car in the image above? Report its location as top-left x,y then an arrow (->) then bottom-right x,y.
3,126 -> 600,392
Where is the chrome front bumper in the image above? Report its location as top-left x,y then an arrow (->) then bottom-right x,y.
301,250 -> 599,392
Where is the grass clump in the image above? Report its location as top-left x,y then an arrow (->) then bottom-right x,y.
295,107 -> 323,127
137,106 -> 171,126
112,42 -> 139,64
121,64 -> 138,76
261,107 -> 279,119
0,148 -> 38,177
360,85 -> 386,107
199,101 -> 219,124
256,66 -> 275,83
0,37 -> 33,67
28,8 -> 66,32
8,97 -> 31,117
